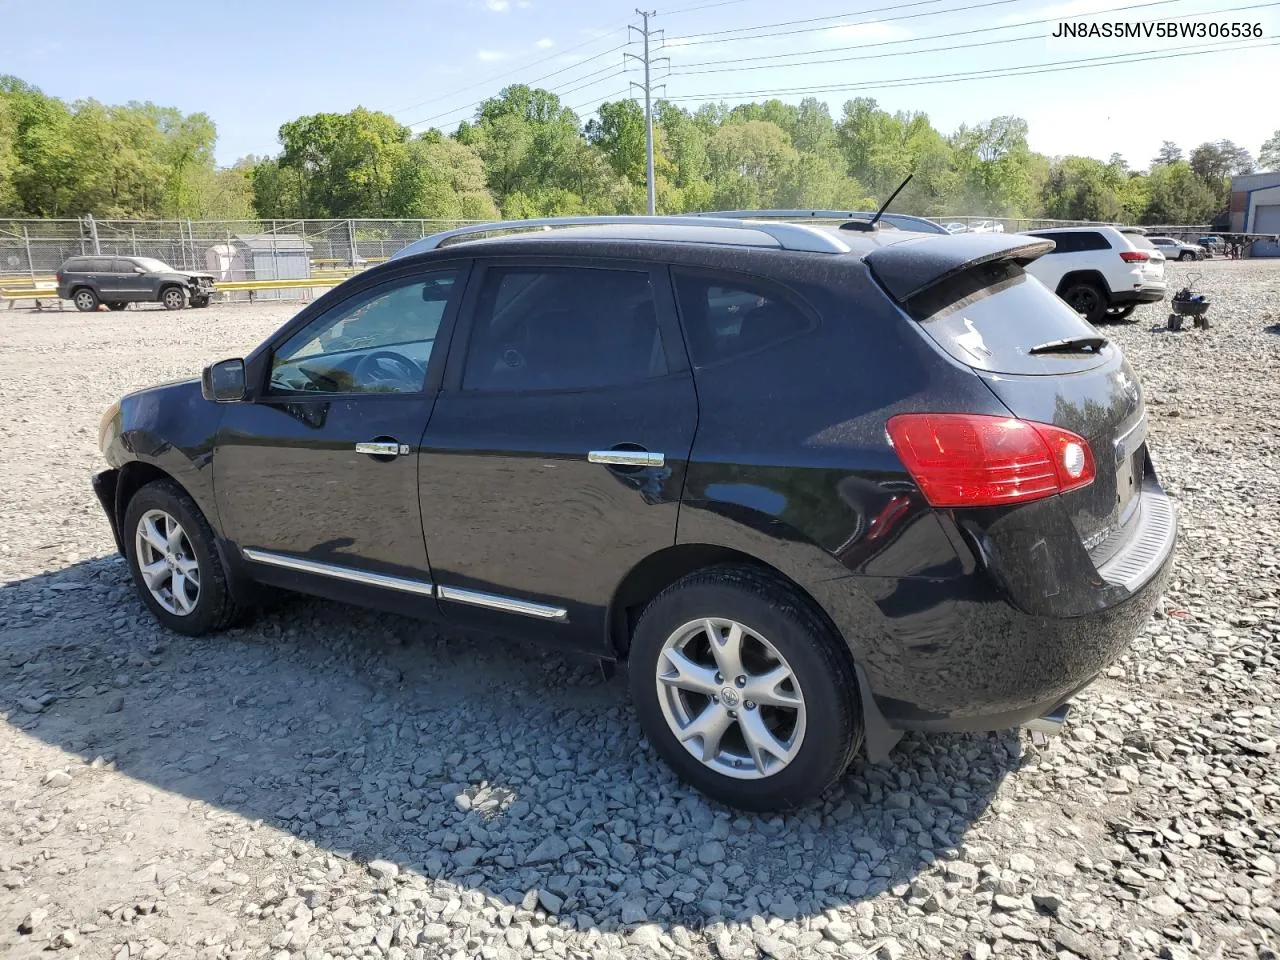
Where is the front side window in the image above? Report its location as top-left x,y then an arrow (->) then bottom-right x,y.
269,270 -> 458,395
672,270 -> 814,366
462,266 -> 666,392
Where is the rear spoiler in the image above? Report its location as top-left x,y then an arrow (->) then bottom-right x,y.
865,234 -> 1055,304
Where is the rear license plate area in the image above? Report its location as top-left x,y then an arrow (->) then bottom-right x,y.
1114,416 -> 1148,519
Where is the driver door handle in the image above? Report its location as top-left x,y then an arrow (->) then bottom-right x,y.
355,441 -> 409,457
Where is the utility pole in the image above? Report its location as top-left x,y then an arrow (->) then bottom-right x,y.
627,10 -> 666,215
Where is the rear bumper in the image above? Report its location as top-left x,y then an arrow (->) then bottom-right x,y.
1112,287 -> 1166,306
844,482 -> 1176,734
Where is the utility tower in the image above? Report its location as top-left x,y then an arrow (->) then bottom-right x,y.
626,10 -> 667,215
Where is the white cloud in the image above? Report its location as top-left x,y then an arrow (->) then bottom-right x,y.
822,21 -> 912,42
517,0 -> 532,7
485,0 -> 510,10
476,49 -> 507,61
536,37 -> 554,48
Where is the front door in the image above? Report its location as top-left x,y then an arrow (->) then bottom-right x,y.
112,259 -> 147,299
214,265 -> 468,611
420,259 -> 699,654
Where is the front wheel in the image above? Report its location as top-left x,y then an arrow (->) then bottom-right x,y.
161,286 -> 186,310
1061,281 -> 1108,325
73,288 -> 99,312
123,479 -> 244,636
1179,250 -> 1193,261
628,565 -> 863,810
190,295 -> 210,308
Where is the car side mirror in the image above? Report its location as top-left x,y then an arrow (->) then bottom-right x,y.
202,358 -> 247,402
134,266 -> 146,274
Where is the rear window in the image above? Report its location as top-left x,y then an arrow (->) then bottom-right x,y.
1027,231 -> 1111,253
908,261 -> 1110,375
1127,235 -> 1156,250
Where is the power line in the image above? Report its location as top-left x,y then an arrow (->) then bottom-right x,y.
566,87 -> 636,116
666,0 -> 1233,69
666,0 -> 1280,77
405,55 -> 634,129
665,0 -> 947,42
391,29 -> 630,116
661,37 -> 1276,100
658,0 -> 756,15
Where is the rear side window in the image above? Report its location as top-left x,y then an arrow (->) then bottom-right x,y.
672,270 -> 813,365
62,259 -> 90,272
463,266 -> 666,392
1029,231 -> 1110,254
908,261 -> 1109,375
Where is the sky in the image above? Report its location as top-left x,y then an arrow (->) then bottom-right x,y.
1,0 -> 1275,171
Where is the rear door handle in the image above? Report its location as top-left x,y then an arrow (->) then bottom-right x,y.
588,449 -> 665,468
355,441 -> 409,457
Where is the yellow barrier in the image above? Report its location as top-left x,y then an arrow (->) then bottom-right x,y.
214,277 -> 346,291
1,287 -> 56,299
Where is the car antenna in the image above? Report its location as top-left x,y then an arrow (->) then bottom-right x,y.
841,174 -> 913,232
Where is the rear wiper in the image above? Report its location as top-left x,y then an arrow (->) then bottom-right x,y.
1028,335 -> 1108,355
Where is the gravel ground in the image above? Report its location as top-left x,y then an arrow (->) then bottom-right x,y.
1,260 -> 1278,960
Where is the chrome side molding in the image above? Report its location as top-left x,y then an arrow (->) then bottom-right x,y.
241,549 -> 435,597
240,549 -> 568,621
437,586 -> 568,622
588,450 -> 665,468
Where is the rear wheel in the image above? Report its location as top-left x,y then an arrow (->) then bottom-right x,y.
1061,281 -> 1107,325
628,564 -> 863,810
161,286 -> 186,310
1106,304 -> 1136,321
106,301 -> 128,311
73,288 -> 99,312
123,479 -> 244,636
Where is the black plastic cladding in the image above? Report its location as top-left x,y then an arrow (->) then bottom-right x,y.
93,234 -> 1173,738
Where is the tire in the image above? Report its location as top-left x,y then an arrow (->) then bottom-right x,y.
627,564 -> 863,811
190,295 -> 210,308
122,478 -> 244,636
107,301 -> 128,311
73,288 -> 99,312
161,286 -> 186,310
1106,304 -> 1136,321
1178,250 -> 1193,261
1060,281 -> 1108,325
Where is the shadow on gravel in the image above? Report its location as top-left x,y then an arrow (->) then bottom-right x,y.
2,555 -> 1024,933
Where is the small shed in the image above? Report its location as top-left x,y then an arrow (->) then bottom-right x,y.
204,233 -> 313,300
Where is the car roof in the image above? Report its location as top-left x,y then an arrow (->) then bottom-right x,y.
1022,225 -> 1119,234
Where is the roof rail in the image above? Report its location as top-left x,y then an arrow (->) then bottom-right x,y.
694,209 -> 877,220
389,215 -> 851,260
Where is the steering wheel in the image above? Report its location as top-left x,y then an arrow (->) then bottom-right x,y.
353,350 -> 424,391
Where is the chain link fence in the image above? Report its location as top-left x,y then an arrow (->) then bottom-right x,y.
1,215 -> 1221,287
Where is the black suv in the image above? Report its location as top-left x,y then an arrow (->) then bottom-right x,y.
92,216 -> 1176,810
56,255 -> 216,312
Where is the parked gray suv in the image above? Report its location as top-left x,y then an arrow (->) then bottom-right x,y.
55,256 -> 217,312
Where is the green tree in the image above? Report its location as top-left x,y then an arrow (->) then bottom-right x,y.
277,108 -> 410,217
1144,161 -> 1218,223
706,120 -> 798,209
1152,140 -> 1182,165
1261,130 -> 1280,171
585,99 -> 646,182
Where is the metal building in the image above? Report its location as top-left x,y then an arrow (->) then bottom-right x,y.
1229,172 -> 1280,257
205,234 -> 313,300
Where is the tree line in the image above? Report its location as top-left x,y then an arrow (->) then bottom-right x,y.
3,74 -> 1277,226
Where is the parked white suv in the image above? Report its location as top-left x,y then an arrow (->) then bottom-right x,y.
1020,226 -> 1166,323
1147,236 -> 1207,261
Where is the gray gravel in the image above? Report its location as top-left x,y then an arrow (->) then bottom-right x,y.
1,261 -> 1278,960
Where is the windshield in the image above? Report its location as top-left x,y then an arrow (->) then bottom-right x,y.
133,257 -> 176,273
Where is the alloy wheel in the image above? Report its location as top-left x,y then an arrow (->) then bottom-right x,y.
655,617 -> 807,780
1067,287 -> 1100,316
74,290 -> 96,311
134,508 -> 200,616
162,288 -> 185,309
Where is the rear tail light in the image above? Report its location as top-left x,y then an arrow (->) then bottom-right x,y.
1119,251 -> 1149,262
886,413 -> 1096,508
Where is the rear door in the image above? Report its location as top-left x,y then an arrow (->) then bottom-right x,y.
419,257 -> 697,655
